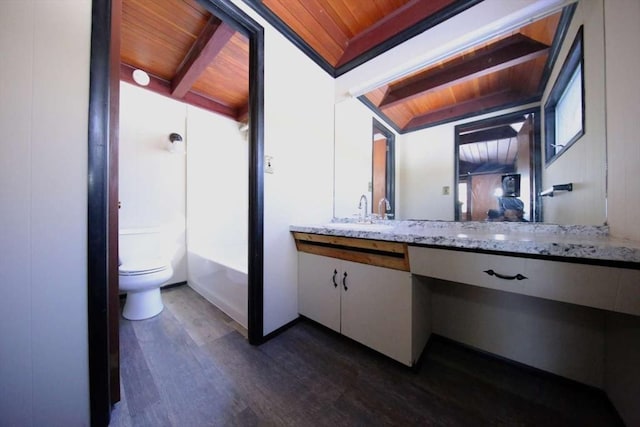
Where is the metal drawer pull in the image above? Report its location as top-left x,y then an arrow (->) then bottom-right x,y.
483,269 -> 528,281
332,269 -> 338,288
342,272 -> 348,291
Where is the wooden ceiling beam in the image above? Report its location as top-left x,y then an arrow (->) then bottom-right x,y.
336,0 -> 453,68
404,89 -> 526,131
380,34 -> 549,109
459,115 -> 527,134
459,126 -> 517,145
171,16 -> 236,98
120,63 -> 237,120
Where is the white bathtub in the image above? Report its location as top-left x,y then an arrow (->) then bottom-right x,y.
187,249 -> 248,328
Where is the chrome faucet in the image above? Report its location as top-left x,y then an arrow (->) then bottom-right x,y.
378,197 -> 391,219
358,194 -> 368,222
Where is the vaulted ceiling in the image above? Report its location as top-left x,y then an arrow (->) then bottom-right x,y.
360,13 -> 561,132
120,0 -> 250,122
120,0 -> 575,133
247,0 -> 476,73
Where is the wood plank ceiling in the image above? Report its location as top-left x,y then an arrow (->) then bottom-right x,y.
361,11 -> 562,132
260,0 -> 457,69
120,0 -> 569,134
120,0 -> 249,122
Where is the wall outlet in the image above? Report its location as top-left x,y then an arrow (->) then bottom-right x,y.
442,186 -> 450,195
265,155 -> 274,174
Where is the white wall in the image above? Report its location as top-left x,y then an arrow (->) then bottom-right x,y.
186,104 -> 249,326
334,98 -> 401,219
0,1 -> 90,424
398,125 -> 456,221
541,0 -> 607,226
119,82 -> 188,284
605,0 -> 640,241
186,105 -> 248,273
260,21 -> 335,335
601,1 -> 640,424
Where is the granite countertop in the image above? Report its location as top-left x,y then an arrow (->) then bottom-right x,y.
290,219 -> 640,266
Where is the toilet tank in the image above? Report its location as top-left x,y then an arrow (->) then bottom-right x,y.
119,227 -> 172,265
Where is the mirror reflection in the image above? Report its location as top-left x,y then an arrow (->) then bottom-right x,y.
334,1 -> 607,226
455,109 -> 538,222
372,119 -> 395,219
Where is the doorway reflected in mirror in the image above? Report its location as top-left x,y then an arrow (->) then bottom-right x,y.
455,108 -> 540,222
372,119 -> 395,218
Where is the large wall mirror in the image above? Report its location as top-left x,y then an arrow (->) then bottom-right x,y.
334,0 -> 607,226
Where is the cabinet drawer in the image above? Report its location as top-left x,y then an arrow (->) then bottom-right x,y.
408,246 -> 624,312
408,247 -> 526,293
522,258 -> 619,311
408,247 -> 494,287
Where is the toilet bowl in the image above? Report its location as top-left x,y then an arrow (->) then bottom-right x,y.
119,228 -> 174,320
119,259 -> 173,320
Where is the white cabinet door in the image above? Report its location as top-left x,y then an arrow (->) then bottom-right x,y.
340,259 -> 413,366
409,246 -> 491,287
522,258 -> 619,311
298,252 -> 341,332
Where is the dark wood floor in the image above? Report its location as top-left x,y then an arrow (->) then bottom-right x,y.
110,285 -> 623,427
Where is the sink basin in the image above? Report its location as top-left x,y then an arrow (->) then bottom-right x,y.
325,222 -> 394,232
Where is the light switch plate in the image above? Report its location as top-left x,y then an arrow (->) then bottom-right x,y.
442,186 -> 450,195
265,155 -> 274,174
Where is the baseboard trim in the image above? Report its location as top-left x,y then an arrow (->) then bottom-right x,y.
186,280 -> 248,329
162,281 -> 187,290
410,333 -> 435,372
261,317 -> 301,343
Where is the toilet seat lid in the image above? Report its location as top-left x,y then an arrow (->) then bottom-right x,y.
119,258 -> 169,275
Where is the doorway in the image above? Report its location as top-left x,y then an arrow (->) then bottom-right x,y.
454,108 -> 541,222
371,118 -> 395,218
87,0 -> 264,425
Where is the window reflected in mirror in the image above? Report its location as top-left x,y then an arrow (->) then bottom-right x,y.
455,109 -> 541,222
545,26 -> 584,165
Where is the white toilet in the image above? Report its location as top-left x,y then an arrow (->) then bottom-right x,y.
119,228 -> 174,320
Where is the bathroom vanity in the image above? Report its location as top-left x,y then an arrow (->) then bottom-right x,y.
291,220 -> 640,374
294,232 -> 429,366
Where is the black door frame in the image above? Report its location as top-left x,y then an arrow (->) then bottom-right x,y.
87,0 -> 265,425
371,118 -> 396,217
